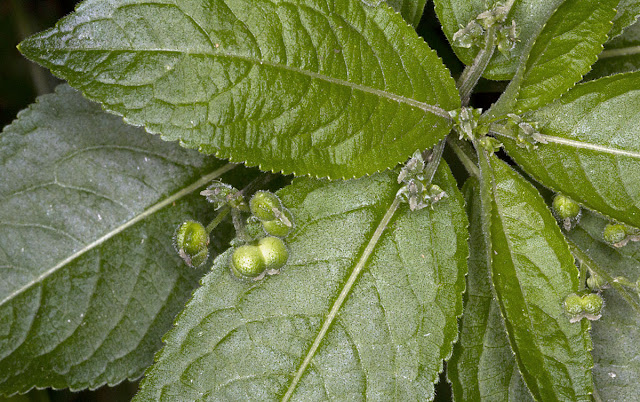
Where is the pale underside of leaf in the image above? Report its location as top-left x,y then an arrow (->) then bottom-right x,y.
587,18 -> 640,80
500,71 -> 640,229
0,85 -> 236,394
135,165 -> 468,401
19,0 -> 460,179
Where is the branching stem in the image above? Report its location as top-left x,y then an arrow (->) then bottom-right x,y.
447,136 -> 480,177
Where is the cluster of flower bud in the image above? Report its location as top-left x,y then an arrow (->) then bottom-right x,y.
452,2 -> 518,56
564,292 -> 604,323
603,222 -> 640,248
396,150 -> 447,211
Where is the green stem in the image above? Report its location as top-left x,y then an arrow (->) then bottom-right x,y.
457,25 -> 497,105
423,140 -> 447,184
612,276 -> 637,289
578,261 -> 587,291
282,197 -> 402,401
568,240 -> 640,315
447,136 -> 480,178
205,206 -> 230,234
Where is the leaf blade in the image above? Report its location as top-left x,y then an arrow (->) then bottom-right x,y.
19,0 -> 459,179
135,164 -> 468,400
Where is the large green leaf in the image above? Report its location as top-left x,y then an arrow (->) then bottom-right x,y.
587,19 -> 640,81
448,178 -> 533,402
487,0 -> 616,119
18,0 -> 460,179
478,153 -> 593,401
135,165 -> 468,400
565,211 -> 640,402
499,72 -> 640,230
384,0 -> 427,27
433,0 -> 564,80
610,0 -> 640,39
0,85 -> 238,394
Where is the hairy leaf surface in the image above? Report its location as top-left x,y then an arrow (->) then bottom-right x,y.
587,19 -> 640,81
0,85 -> 237,394
488,0 -> 616,118
433,0 -> 564,80
448,179 -> 533,402
479,154 -> 593,401
500,72 -> 640,230
135,165 -> 468,401
19,0 -> 459,179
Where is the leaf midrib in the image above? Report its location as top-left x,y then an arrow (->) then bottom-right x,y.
0,163 -> 236,308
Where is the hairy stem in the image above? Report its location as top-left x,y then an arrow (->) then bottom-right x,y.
457,25 -> 497,105
206,206 -> 230,234
447,136 -> 480,177
424,139 -> 447,184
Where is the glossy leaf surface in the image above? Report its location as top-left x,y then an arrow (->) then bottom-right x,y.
432,0 -> 563,80
19,0 -> 459,179
501,72 -> 640,229
135,165 -> 468,400
480,154 -> 593,401
0,85 -> 236,393
567,211 -> 640,402
488,0 -> 616,118
448,179 -> 533,402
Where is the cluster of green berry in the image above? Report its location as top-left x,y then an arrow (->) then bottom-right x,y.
230,191 -> 294,281
603,222 -> 640,247
564,293 -> 604,323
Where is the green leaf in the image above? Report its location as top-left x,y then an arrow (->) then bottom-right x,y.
448,178 -> 533,402
478,153 -> 593,401
433,0 -> 564,80
384,0 -> 427,27
586,19 -> 640,81
135,164 -> 468,400
0,85 -> 237,394
610,0 -> 640,39
18,0 -> 459,179
565,211 -> 640,401
487,0 -> 617,118
499,72 -> 640,230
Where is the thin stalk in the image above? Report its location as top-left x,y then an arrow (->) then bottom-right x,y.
423,139 -> 447,184
282,197 -> 402,401
578,261 -> 587,291
568,240 -> 640,316
447,136 -> 480,178
457,25 -> 497,105
205,206 -> 230,234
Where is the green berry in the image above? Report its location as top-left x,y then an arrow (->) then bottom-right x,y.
564,293 -> 583,318
189,248 -> 209,268
174,221 -> 209,267
250,191 -> 282,221
258,236 -> 289,271
230,245 -> 266,278
587,273 -> 607,290
581,293 -> 604,317
552,194 -> 580,220
604,223 -> 627,245
262,208 -> 294,238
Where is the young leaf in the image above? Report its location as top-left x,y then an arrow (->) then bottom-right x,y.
0,85 -> 236,394
18,0 -> 459,179
135,165 -> 468,400
384,0 -> 427,27
499,72 -> 640,230
610,0 -> 640,39
566,211 -> 640,401
587,19 -> 640,81
432,0 -> 564,80
487,0 -> 617,119
478,153 -> 593,401
448,178 -> 533,402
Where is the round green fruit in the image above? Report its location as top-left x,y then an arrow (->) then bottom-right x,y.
552,194 -> 580,220
604,223 -> 627,245
563,293 -> 583,317
250,191 -> 282,221
262,208 -> 294,238
231,245 -> 266,278
175,220 -> 209,256
582,293 -> 604,316
258,236 -> 289,271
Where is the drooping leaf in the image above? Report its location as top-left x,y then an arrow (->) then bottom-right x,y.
0,85 -> 239,394
432,0 -> 564,80
384,0 -> 427,27
18,0 -> 460,179
499,71 -> 640,230
487,0 -> 617,119
610,0 -> 640,39
478,152 -> 593,401
565,211 -> 640,401
135,164 -> 468,400
448,178 -> 533,402
587,19 -> 640,81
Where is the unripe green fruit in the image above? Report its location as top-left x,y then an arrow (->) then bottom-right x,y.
175,220 -> 209,256
604,223 -> 627,245
189,248 -> 209,268
552,194 -> 580,220
587,273 -> 607,290
231,245 -> 266,278
262,208 -> 294,238
582,293 -> 604,316
250,191 -> 282,221
258,236 -> 289,271
564,293 -> 583,317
